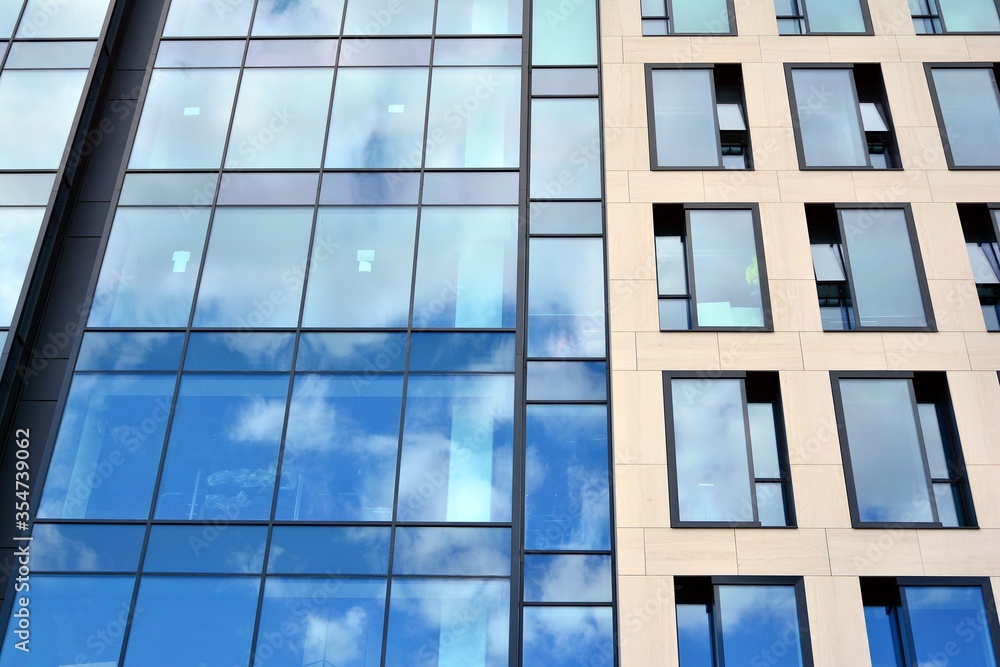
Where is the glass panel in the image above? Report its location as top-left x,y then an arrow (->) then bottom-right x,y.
841,209 -> 927,328
651,69 -> 721,168
32,523 -> 144,571
864,605 -> 906,667
251,0 -> 346,35
143,525 -> 266,573
5,41 -> 97,68
0,0 -> 18,38
0,575 -> 134,667
641,0 -> 666,17
276,375 -> 402,522
192,207 -> 313,328
256,579 -> 386,667
938,0 -> 1000,31
0,207 -> 42,326
860,102 -> 889,132
225,68 -> 333,169
933,483 -> 961,527
409,333 -> 516,372
384,580 -> 509,667
154,375 -> 290,521
183,332 -> 295,371
904,587 -> 999,667
342,0 -> 435,35
433,37 -> 520,66
422,171 -> 519,205
38,374 -> 175,520
0,69 -> 87,169
425,67 -> 521,168
531,98 -> 601,198
671,378 -> 755,523
396,375 -> 514,522
805,0 -> 867,32
932,68 -> 1000,167
748,403 -> 781,478
690,209 -> 765,328
526,361 -> 607,401
88,208 -> 209,327
339,38 -> 431,66
436,0 -> 522,34
267,527 -> 391,574
532,68 -> 599,96
412,207 -> 517,329
530,201 -> 603,235
659,298 -> 691,330
128,68 -> 240,169
777,18 -> 804,34
811,243 -> 847,281
656,234 -> 687,295
967,243 -> 1000,283
320,171 -> 421,205
527,238 -> 606,358
677,603 -> 714,666
163,0 -> 254,36
296,333 -> 408,372
717,585 -> 805,667
302,207 -> 416,328
123,577 -> 259,666
524,404 -> 610,550
917,403 -> 950,479
326,68 -> 429,169
642,19 -> 669,34
522,607 -> 614,667
245,38 -> 339,66
791,68 -> 868,167
15,0 -> 110,37
756,483 -> 788,527
532,0 -> 597,65
154,39 -> 245,68
839,379 -> 936,523
523,555 -> 612,602
76,332 -> 185,371
0,173 -> 55,205
118,172 -> 218,206
215,172 -> 319,205
672,0 -> 731,33
393,527 -> 510,575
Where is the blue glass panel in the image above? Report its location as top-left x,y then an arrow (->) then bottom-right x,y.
791,68 -> 868,167
531,67 -> 599,96
0,173 -> 55,205
38,374 -> 175,520
393,527 -> 510,575
931,68 -> 1000,167
529,201 -> 603,235
421,171 -> 520,205
531,0 -> 597,65
0,69 -> 87,169
524,405 -> 610,550
123,576 -> 260,666
0,575 -> 134,667
396,375 -> 514,522
718,585 -> 806,667
15,0 -> 110,37
296,333 -> 408,372
409,333 -> 515,372
268,526 -> 391,574
677,603 -> 714,666
690,209 -> 766,328
526,361 -> 607,401
436,0 -> 522,34
163,0 -> 254,36
256,579 -> 386,667
275,375 -> 403,521
0,208 -> 43,326
385,580 -> 509,667
433,38 -> 521,65
320,172 -> 420,205
522,607 -> 614,667
339,38 -> 431,66
252,0 -> 346,35
805,0 -> 867,32
864,605 -> 906,667
412,207 -> 518,329
5,41 -> 99,68
904,586 -> 999,667
215,172 -> 319,205
343,0 -> 435,35
938,0 -> 1000,31
0,1 -> 18,38
32,523 -> 144,572
672,0 -> 731,33
154,39 -> 245,67
530,98 -> 602,198
143,525 -> 266,573
184,332 -> 295,371
523,555 -> 612,602
650,69 -> 721,168
154,375 -> 290,521
118,172 -> 219,206
245,39 -> 339,66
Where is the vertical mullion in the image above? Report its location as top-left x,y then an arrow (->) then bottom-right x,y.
739,378 -> 760,525
684,209 -> 698,329
800,0 -> 812,33
908,383 -> 942,526
836,209 -> 862,331
707,68 -> 724,169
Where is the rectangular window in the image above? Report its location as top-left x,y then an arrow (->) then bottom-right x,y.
910,0 -> 1000,33
641,0 -> 735,35
664,373 -> 794,527
833,372 -> 975,528
654,205 -> 771,330
959,205 -> 1000,331
787,64 -> 899,169
927,64 -> 1000,168
675,577 -> 814,667
647,65 -> 750,170
862,578 -> 1000,667
775,0 -> 871,34
807,205 -> 932,331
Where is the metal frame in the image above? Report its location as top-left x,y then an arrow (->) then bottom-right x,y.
641,0 -> 738,36
775,0 -> 874,36
924,62 -> 1000,170
913,0 -> 1000,34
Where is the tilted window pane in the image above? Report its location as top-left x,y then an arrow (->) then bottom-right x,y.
225,68 -> 333,169
393,527 -> 511,575
672,0 -> 731,33
0,69 -> 87,169
0,207 -> 42,326
671,379 -> 754,523
966,243 -> 1000,283
32,523 -> 144,572
523,555 -> 613,603
163,0 -> 254,36
532,0 -> 597,65
677,603 -> 714,665
523,607 -> 615,666
748,403 -> 781,478
717,586 -> 806,667
38,374 -> 175,520
88,208 -> 210,328
251,0 -> 345,35
143,525 -> 266,573
841,209 -> 927,328
757,483 -> 788,527
342,0 -> 435,35
396,375 -> 514,522
839,379 -> 935,523
154,375 -> 291,521
425,67 -> 521,168
863,604 -> 905,667
791,68 -> 868,167
805,0 -> 867,32
15,0 -> 110,38
436,0 -> 522,34
651,69 -> 721,168
917,403 -> 950,479
412,207 -> 517,328
267,526 -> 391,574
530,98 -> 601,199
275,375 -> 403,522
128,69 -> 239,169
903,587 -> 1000,667
938,0 -> 1000,31
192,207 -> 313,328
931,68 -> 1000,167
690,209 -> 765,327
326,68 -> 429,169
656,234 -> 687,295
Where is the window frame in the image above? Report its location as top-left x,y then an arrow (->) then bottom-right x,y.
925,62 -> 1000,170
775,0 -> 874,36
662,371 -> 797,529
830,371 -> 977,530
641,0 -> 738,36
959,203 -> 1000,332
645,63 -> 753,171
911,0 -> 1000,34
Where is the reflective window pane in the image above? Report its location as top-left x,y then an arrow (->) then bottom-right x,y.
320,171 -> 420,205
422,171 -> 519,205
276,375 -> 402,522
296,333 -> 408,372
76,332 -> 185,371
343,0 -> 434,35
904,587 -> 999,667
339,38 -> 431,66
805,0 -> 867,32
154,39 -> 244,68
0,173 -> 55,205
5,41 -> 97,68
651,69 -> 721,168
690,209 -> 766,328
677,603 -> 714,666
0,1 -> 17,38
748,403 -> 781,479
917,403 -> 950,479
718,585 -> 806,667
88,208 -> 209,327
531,98 -> 601,198
245,38 -> 338,66
163,0 -> 254,36
436,0 -> 522,34
215,172 -> 319,205
523,555 -> 612,603
410,333 -> 515,372
251,0 -> 346,35
184,332 -> 295,371
32,523 -> 144,572
0,207 -> 42,326
393,527 -> 510,575
267,527 -> 391,574
938,0 -> 1000,31
523,607 -> 614,667
0,69 -> 87,169
656,234 -> 687,295
118,172 -> 218,206
931,68 -> 1000,167
532,67 -> 599,96
143,525 -> 266,573
791,68 -> 868,167
757,483 -> 788,527
15,0 -> 110,38
532,0 -> 597,65
863,604 -> 904,667
529,201 -> 603,235
672,0 -> 731,33
433,37 -> 520,66
526,361 -> 607,401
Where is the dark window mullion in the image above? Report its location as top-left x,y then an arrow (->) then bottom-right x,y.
835,210 -> 862,330
739,378 -> 760,525
907,381 -> 943,526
